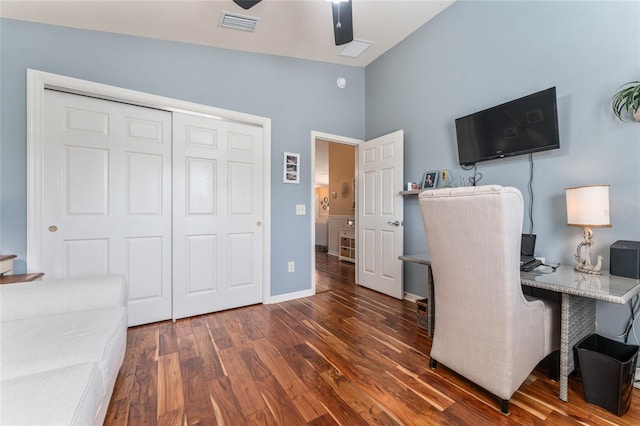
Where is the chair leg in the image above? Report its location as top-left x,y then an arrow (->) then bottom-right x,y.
500,399 -> 509,414
429,358 -> 438,369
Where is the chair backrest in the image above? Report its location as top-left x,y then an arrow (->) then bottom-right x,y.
418,185 -> 543,398
419,185 -> 524,316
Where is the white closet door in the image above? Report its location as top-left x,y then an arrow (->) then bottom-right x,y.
43,90 -> 173,326
172,113 -> 263,319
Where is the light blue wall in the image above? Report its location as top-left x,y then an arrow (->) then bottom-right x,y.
2,1 -> 639,335
0,18 -> 365,296
366,0 -> 640,339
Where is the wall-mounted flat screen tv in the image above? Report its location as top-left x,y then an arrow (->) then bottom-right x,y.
455,87 -> 560,166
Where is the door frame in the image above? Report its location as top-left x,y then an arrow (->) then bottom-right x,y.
310,131 -> 362,293
26,69 -> 273,303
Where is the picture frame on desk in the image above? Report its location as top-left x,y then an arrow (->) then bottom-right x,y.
421,171 -> 439,189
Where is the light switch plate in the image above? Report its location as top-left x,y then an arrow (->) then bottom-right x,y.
296,204 -> 306,215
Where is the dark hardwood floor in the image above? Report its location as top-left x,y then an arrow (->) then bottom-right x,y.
105,253 -> 640,425
315,250 -> 355,294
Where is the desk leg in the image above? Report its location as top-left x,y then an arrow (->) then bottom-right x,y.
559,293 -> 596,402
426,265 -> 434,339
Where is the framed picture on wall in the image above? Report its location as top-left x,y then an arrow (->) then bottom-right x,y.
283,152 -> 300,184
422,171 -> 439,189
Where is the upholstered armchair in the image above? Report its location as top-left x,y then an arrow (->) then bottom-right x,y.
418,185 -> 559,414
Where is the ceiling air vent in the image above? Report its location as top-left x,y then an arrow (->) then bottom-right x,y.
220,11 -> 259,32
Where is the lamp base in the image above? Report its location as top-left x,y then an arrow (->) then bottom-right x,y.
574,262 -> 603,275
574,227 -> 603,274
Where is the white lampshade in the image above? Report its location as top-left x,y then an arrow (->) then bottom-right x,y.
565,184 -> 611,227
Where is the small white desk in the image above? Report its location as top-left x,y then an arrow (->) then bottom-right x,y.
399,253 -> 640,402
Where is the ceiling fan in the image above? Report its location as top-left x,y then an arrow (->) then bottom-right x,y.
232,0 -> 354,46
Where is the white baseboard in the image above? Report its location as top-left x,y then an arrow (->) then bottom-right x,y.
266,288 -> 314,304
268,288 -> 425,305
404,292 -> 425,303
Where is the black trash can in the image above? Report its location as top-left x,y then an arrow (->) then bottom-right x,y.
575,334 -> 639,416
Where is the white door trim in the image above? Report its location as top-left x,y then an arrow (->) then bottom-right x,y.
310,131 -> 363,294
26,69 -> 272,304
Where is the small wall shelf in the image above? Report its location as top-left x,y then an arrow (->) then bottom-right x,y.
399,189 -> 423,196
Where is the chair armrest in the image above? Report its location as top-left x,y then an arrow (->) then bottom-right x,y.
0,275 -> 127,321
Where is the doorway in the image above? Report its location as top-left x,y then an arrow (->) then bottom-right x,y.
310,131 -> 362,294
311,130 -> 405,299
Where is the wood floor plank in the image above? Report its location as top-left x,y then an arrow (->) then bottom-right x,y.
124,326 -> 159,367
106,253 -> 640,425
254,374 -> 307,425
158,321 -> 178,356
245,408 -> 279,425
206,324 -> 234,350
110,369 -> 135,403
305,413 -> 340,426
240,347 -> 272,382
223,316 -> 255,351
157,408 -> 187,426
191,317 -> 226,380
317,367 -> 387,422
128,397 -> 158,426
182,360 -> 216,424
298,370 -> 371,425
174,318 -> 194,338
130,361 -> 158,402
206,376 -> 248,426
103,398 -> 130,426
387,366 -> 455,412
157,352 -> 185,417
217,346 -> 268,417
242,319 -> 265,341
177,333 -> 199,362
252,338 -> 328,422
303,338 -> 433,425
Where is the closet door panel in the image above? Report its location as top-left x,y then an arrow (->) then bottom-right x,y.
43,90 -> 173,326
173,113 -> 263,320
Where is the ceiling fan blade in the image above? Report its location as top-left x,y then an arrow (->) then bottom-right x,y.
233,0 -> 262,10
332,1 -> 353,46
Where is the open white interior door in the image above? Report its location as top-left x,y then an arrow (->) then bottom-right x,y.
357,130 -> 404,299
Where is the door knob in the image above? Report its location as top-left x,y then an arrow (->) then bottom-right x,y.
387,221 -> 400,226
48,225 -> 58,232
256,221 -> 262,227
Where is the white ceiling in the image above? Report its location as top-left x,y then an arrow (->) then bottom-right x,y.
0,0 -> 454,67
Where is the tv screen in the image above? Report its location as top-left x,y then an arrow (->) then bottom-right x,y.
455,87 -> 560,166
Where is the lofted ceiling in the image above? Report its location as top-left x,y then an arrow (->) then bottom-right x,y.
0,0 -> 454,67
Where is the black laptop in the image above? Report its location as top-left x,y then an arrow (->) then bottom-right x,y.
520,234 -> 542,271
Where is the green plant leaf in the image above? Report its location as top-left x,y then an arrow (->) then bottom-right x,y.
612,81 -> 640,121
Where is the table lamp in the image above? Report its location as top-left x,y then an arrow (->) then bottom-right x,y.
565,184 -> 611,274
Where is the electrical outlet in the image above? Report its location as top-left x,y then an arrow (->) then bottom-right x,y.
288,261 -> 295,272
